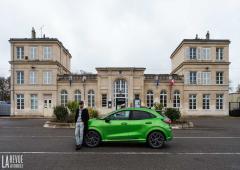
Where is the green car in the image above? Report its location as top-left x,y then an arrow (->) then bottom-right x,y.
85,107 -> 173,148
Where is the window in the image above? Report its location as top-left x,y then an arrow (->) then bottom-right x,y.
131,110 -> 155,120
74,90 -> 81,103
43,47 -> 52,59
88,90 -> 95,107
60,90 -> 68,106
189,94 -> 196,110
216,94 -> 223,110
203,94 -> 210,110
31,94 -> 38,110
190,47 -> 197,59
146,90 -> 154,108
173,90 -> 180,108
202,72 -> 211,85
102,94 -> 107,107
189,71 -> 197,84
16,94 -> 24,110
108,110 -> 130,120
43,71 -> 53,84
16,47 -> 24,59
216,72 -> 223,84
114,79 -> 128,107
202,48 -> 211,60
216,48 -> 224,61
16,71 -> 24,84
30,47 -> 37,59
29,71 -> 37,84
160,90 -> 167,107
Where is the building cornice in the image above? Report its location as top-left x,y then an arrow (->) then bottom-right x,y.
96,67 -> 146,71
171,61 -> 231,74
9,60 -> 71,73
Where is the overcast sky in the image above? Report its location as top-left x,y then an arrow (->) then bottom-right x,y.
0,0 -> 239,91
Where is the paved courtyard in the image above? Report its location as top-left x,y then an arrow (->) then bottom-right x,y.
0,117 -> 240,170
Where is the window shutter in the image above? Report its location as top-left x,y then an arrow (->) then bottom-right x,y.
197,48 -> 201,60
202,48 -> 206,60
185,71 -> 190,84
207,48 -> 211,60
197,72 -> 201,85
208,72 -> 211,85
185,47 -> 190,60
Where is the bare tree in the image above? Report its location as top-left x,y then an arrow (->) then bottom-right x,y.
0,77 -> 10,101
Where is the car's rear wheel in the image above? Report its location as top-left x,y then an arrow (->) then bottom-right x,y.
147,131 -> 165,149
85,130 -> 101,147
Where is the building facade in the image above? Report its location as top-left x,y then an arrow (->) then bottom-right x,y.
9,29 -> 230,117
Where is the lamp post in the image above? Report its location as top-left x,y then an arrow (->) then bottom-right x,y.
82,76 -> 87,103
69,75 -> 72,86
155,75 -> 159,87
168,75 -> 175,101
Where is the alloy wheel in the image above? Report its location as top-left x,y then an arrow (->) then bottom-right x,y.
148,131 -> 165,149
85,131 -> 101,147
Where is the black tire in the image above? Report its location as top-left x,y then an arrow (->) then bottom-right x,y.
85,130 -> 101,147
147,131 -> 165,149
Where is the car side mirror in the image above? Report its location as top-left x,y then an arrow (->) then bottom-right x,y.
105,117 -> 110,123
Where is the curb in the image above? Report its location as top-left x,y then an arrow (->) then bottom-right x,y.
43,121 -> 75,128
0,116 -> 49,119
171,122 -> 194,129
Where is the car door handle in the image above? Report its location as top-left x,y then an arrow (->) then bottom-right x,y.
145,122 -> 152,124
121,122 -> 127,125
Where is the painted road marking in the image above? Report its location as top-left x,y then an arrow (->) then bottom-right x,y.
0,152 -> 240,155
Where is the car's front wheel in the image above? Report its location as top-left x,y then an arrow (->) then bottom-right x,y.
147,131 -> 165,149
85,130 -> 101,147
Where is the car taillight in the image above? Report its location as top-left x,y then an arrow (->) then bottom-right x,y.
163,117 -> 172,124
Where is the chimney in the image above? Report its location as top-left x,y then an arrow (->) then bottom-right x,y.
195,34 -> 199,39
31,27 -> 36,39
206,31 -> 210,40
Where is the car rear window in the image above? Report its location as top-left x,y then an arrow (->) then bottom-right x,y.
131,110 -> 156,120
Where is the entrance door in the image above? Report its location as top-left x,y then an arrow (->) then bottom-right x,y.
114,79 -> 128,109
43,94 -> 53,117
115,97 -> 126,109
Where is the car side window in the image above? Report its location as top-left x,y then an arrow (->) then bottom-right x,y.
131,111 -> 156,120
108,110 -> 130,120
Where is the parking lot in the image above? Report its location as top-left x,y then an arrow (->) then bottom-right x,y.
0,117 -> 240,170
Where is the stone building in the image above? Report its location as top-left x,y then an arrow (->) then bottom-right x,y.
9,29 -> 230,117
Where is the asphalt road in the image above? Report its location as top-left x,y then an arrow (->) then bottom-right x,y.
0,117 -> 240,170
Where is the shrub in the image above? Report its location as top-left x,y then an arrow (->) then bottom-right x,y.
53,106 -> 69,122
153,102 -> 164,111
65,101 -> 79,123
88,107 -> 99,118
164,108 -> 181,121
67,112 -> 76,123
67,101 -> 79,114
